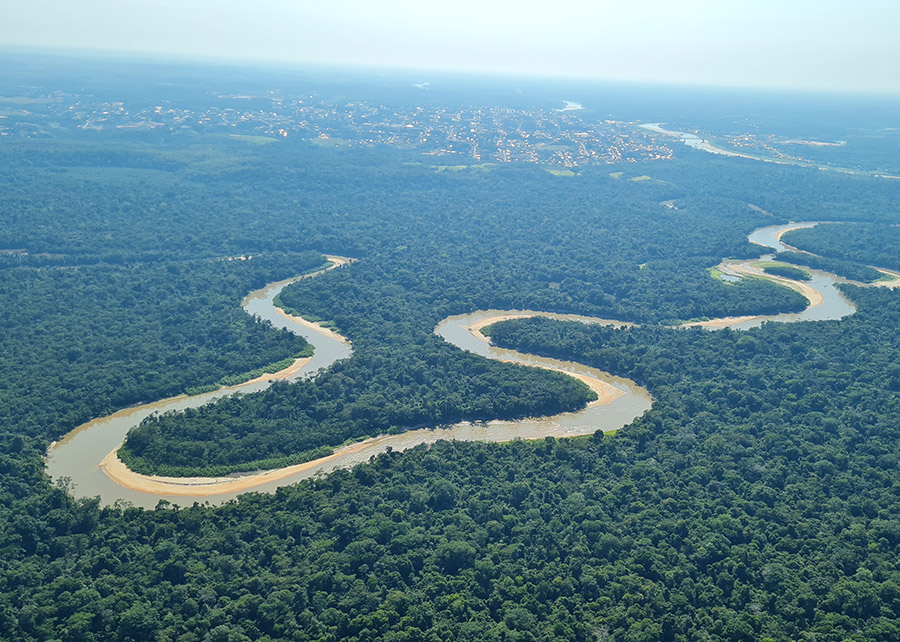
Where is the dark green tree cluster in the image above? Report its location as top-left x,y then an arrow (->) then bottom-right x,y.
775,251 -> 883,283
783,223 -> 900,273
120,344 -> 596,476
760,264 -> 811,281
0,252 -> 323,440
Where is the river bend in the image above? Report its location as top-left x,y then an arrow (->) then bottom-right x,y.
47,226 -> 869,506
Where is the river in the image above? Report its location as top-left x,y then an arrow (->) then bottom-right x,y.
45,258 -> 353,507
46,225 -> 858,507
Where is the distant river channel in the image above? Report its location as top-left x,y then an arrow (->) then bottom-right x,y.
47,224 -> 854,507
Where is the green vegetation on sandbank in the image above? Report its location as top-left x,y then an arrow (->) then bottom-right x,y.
783,223 -> 900,273
758,262 -> 812,281
184,345 -> 314,396
776,251 -> 883,284
117,440 -> 334,478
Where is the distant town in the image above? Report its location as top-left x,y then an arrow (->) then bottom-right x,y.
0,87 -> 844,170
0,89 -> 680,167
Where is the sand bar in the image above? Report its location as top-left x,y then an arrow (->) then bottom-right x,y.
101,436 -> 382,496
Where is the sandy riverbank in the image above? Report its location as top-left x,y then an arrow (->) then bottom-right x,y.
100,309 -> 630,497
273,256 -> 353,345
275,309 -> 350,345
100,435 -> 384,497
231,356 -> 312,388
728,260 -> 824,306
684,258 -> 826,329
63,236 -> 851,502
873,268 -> 900,288
772,224 -> 818,254
770,225 -> 900,288
467,314 -> 625,407
205,255 -> 353,389
684,315 -> 762,330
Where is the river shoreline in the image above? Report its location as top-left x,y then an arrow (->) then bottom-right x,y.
47,224 -> 869,505
467,314 -> 626,407
640,124 -> 900,179
93,309 -> 643,499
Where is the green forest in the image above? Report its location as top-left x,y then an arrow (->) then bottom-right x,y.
759,263 -> 811,281
775,251 -> 884,284
3,66 -> 900,641
782,223 -> 900,273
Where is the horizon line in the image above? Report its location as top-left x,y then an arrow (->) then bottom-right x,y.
3,44 -> 900,101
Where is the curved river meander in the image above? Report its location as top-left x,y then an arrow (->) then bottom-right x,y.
47,225 -> 872,507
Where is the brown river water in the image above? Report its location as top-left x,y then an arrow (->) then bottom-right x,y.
46,226 -> 859,507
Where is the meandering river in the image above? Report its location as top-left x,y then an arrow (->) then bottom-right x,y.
47,225 -> 862,507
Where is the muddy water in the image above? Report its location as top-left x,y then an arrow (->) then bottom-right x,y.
47,223 -> 860,507
747,222 -> 820,253
47,304 -> 653,508
736,222 -> 856,329
46,259 -> 353,507
730,269 -> 854,329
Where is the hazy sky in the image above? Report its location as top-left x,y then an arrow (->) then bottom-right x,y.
3,0 -> 899,94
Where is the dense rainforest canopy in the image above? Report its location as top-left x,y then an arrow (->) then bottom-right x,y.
3,67 -> 900,641
782,223 -> 900,273
775,251 -> 884,284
